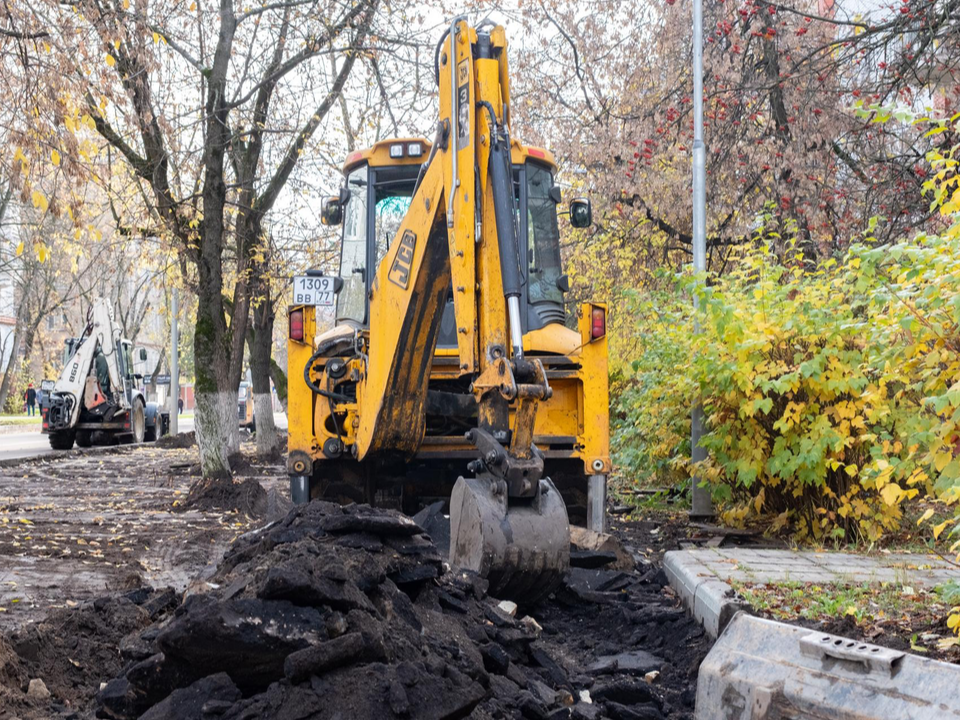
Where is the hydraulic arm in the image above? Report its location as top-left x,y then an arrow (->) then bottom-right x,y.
349,19 -> 569,600
45,299 -> 130,432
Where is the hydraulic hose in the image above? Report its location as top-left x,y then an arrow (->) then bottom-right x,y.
433,26 -> 451,86
303,347 -> 352,404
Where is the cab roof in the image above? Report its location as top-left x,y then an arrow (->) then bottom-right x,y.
341,137 -> 557,174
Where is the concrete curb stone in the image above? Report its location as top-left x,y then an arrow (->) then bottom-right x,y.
663,550 -> 750,639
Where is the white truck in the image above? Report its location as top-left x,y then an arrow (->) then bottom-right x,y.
40,299 -> 168,450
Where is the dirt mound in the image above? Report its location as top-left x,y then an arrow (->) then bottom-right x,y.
155,431 -> 196,449
86,501 -> 696,720
0,636 -> 28,716
0,637 -> 24,691
178,476 -> 268,517
5,589 -> 177,710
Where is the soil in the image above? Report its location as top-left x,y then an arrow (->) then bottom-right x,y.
154,431 -> 196,449
1,449 -> 952,720
0,444 -> 286,631
178,475 -> 269,517
10,453 -> 951,719
0,494 -> 708,720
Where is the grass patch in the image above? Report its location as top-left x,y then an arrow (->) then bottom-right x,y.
731,579 -> 960,654
0,415 -> 42,426
732,580 -> 926,623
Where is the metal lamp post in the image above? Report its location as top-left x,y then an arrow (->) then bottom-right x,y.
690,0 -> 714,520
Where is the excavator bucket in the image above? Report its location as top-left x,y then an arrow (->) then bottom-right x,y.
449,476 -> 570,605
697,612 -> 960,720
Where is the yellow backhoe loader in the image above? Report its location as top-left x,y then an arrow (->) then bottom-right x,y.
286,18 -> 609,602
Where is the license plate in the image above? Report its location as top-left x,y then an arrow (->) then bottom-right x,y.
292,275 -> 337,306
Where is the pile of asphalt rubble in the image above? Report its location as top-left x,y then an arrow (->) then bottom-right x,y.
0,502 -> 707,720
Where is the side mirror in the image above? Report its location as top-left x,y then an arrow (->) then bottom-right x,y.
569,198 -> 592,228
556,274 -> 570,293
305,269 -> 345,294
321,197 -> 343,226
139,348 -> 147,361
549,185 -> 562,204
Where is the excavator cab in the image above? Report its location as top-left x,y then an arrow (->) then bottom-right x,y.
327,141 -> 583,342
287,19 -> 610,603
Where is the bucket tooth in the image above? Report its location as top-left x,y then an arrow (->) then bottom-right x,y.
449,476 -> 569,605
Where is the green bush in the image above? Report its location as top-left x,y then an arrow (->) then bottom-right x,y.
614,203 -> 960,544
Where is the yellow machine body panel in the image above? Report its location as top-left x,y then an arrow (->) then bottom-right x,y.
287,301 -> 610,477
356,159 -> 449,458
286,20 -> 609,547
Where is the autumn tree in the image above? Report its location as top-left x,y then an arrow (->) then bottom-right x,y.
7,0 -> 384,474
507,0 -> 960,295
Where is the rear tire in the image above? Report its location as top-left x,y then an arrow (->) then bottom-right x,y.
145,411 -> 167,442
76,431 -> 93,448
48,431 -> 76,450
130,399 -> 146,444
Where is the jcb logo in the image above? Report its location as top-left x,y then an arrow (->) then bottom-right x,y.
388,230 -> 417,290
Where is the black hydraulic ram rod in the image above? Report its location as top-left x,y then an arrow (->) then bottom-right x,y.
482,103 -> 525,360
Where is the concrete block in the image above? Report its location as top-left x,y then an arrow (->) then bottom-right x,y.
664,551 -> 749,639
663,551 -> 712,608
693,580 -> 746,638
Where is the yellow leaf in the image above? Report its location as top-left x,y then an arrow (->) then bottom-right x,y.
849,257 -> 861,269
153,32 -> 160,44
51,149 -> 61,166
31,190 -> 48,212
917,508 -> 935,525
123,0 -> 130,7
37,245 -> 47,263
844,464 -> 858,477
933,520 -> 952,540
106,54 -> 116,67
880,483 -> 902,506
845,605 -> 858,616
15,241 -> 24,256
935,452 -> 952,472
189,1 -> 197,9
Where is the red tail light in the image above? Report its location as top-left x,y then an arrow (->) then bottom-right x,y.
289,309 -> 304,341
591,306 -> 606,339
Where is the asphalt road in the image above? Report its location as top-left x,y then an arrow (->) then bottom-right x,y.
0,417 -> 196,462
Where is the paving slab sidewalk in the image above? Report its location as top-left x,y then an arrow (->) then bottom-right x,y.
664,547 -> 959,638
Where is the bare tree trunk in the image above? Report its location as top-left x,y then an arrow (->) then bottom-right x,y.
0,326 -> 23,411
248,283 -> 278,457
194,0 -> 241,472
0,271 -> 39,410
193,279 -> 235,477
270,358 -> 288,413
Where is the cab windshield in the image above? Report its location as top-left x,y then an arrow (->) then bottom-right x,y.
525,163 -> 564,307
373,166 -> 419,264
334,158 -> 566,329
336,163 -> 420,325
337,165 -> 369,324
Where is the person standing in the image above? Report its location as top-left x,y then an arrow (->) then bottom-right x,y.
178,397 -> 183,415
25,383 -> 37,417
